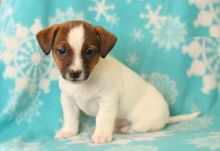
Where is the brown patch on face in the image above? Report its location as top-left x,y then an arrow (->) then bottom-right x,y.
80,22 -> 100,79
36,20 -> 117,81
51,23 -> 74,77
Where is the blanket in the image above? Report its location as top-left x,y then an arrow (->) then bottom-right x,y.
0,0 -> 220,150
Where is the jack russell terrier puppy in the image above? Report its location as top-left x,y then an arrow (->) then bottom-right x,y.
36,20 -> 200,144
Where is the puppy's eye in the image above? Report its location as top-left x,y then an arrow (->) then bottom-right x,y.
57,47 -> 67,55
85,48 -> 95,57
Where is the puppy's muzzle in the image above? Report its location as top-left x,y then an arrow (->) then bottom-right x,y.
66,69 -> 83,81
69,70 -> 82,79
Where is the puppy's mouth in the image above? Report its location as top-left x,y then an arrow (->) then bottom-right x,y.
69,79 -> 87,84
68,77 -> 88,83
63,71 -> 90,83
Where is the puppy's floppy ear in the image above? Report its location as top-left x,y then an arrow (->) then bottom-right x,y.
95,26 -> 117,58
36,24 -> 59,55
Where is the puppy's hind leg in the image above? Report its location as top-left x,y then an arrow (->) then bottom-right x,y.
130,119 -> 166,133
115,119 -> 134,134
119,125 -> 134,134
131,121 -> 152,133
116,119 -> 152,133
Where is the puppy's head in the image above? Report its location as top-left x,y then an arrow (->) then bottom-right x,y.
36,21 -> 117,82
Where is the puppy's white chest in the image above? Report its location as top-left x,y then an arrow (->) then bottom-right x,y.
74,88 -> 100,116
59,78 -> 99,116
76,96 -> 99,116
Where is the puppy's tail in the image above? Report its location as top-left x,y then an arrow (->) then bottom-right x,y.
168,112 -> 200,124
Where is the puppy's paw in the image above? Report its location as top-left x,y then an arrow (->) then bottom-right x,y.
92,133 -> 112,144
55,129 -> 77,139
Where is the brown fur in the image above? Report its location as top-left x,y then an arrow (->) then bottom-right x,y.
36,20 -> 117,81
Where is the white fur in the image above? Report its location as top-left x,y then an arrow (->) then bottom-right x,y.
56,56 -> 200,143
67,25 -> 84,80
55,93 -> 79,139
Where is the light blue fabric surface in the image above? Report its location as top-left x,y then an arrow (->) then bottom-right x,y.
0,0 -> 220,150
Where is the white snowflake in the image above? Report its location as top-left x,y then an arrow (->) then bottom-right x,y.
3,90 -> 43,124
189,0 -> 220,37
89,0 -> 119,26
167,116 -> 213,131
126,52 -> 139,66
182,37 -> 220,94
131,29 -> 145,42
141,72 -> 178,106
140,5 -> 187,51
49,7 -> 84,25
106,144 -> 159,151
140,5 -> 163,29
151,16 -> 187,50
190,131 -> 220,150
0,138 -> 41,151
0,19 -> 58,94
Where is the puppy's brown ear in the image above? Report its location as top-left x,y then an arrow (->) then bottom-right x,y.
36,24 -> 59,55
95,26 -> 117,58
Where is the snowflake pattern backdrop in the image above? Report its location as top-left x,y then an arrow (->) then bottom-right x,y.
0,0 -> 220,151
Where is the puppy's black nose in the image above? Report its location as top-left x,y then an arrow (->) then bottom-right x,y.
69,70 -> 82,79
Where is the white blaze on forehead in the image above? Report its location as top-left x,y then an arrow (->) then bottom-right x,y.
67,24 -> 85,72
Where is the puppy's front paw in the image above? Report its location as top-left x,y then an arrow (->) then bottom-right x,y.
55,129 -> 77,139
92,133 -> 112,144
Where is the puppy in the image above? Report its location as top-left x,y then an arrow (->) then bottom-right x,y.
36,20 -> 200,144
